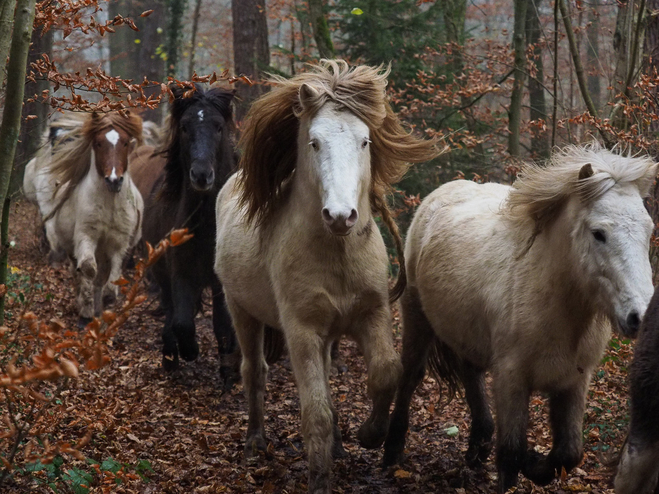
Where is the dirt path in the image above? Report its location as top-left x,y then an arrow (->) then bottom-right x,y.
2,199 -> 630,493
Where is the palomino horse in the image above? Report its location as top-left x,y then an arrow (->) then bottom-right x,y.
36,112 -> 144,327
615,284 -> 659,494
136,85 -> 238,385
382,145 -> 657,492
214,60 -> 439,493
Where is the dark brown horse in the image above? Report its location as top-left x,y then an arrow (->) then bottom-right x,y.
615,284 -> 659,494
136,85 -> 238,387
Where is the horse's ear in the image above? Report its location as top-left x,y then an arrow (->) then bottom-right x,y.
578,163 -> 594,181
299,83 -> 320,111
169,83 -> 187,101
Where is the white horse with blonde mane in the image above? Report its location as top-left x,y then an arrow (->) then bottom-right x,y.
29,112 -> 144,327
214,60 -> 439,493
382,145 -> 657,493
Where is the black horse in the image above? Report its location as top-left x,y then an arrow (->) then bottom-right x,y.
615,284 -> 659,494
141,84 -> 237,387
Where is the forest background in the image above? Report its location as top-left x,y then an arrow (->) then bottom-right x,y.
0,0 -> 659,492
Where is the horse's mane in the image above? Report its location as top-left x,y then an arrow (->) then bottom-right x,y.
238,59 -> 440,226
159,84 -> 235,201
43,111 -> 143,222
237,59 -> 440,302
507,143 -> 658,249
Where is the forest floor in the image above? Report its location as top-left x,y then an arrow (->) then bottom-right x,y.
1,198 -> 633,494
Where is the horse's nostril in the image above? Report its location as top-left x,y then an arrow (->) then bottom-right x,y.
627,311 -> 641,332
322,208 -> 333,224
346,209 -> 358,227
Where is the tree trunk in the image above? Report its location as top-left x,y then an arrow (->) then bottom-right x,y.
187,0 -> 203,79
232,0 -> 270,122
526,0 -> 549,159
108,0 -> 166,122
0,0 -> 15,91
0,0 -> 37,322
308,0 -> 334,58
14,27 -> 52,195
508,0 -> 528,158
165,0 -> 186,77
586,3 -> 601,110
644,0 -> 659,72
108,0 -> 133,79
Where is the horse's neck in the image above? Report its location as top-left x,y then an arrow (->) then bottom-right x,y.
522,214 -> 594,325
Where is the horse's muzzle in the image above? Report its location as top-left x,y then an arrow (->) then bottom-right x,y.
105,176 -> 123,193
190,167 -> 215,192
617,311 -> 642,337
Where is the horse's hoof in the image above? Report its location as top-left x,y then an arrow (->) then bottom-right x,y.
331,357 -> 348,375
77,316 -> 93,329
244,433 -> 267,458
162,353 -> 179,372
466,439 -> 492,468
357,419 -> 387,449
177,338 -> 199,362
522,450 -> 556,486
102,291 -> 117,307
497,468 -> 519,494
382,447 -> 404,468
332,440 -> 348,459
220,366 -> 239,392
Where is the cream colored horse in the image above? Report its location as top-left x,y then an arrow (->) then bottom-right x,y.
383,145 -> 657,493
214,60 -> 438,494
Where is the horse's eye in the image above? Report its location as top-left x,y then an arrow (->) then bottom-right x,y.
592,230 -> 606,243
309,140 -> 319,151
361,139 -> 370,149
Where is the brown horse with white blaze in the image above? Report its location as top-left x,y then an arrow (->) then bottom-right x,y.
38,112 -> 144,327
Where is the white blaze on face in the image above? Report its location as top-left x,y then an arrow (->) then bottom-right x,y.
308,108 -> 370,223
198,109 -> 204,122
109,167 -> 117,180
105,129 -> 120,147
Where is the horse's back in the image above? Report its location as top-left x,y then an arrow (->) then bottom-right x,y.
406,179 -> 513,367
129,146 -> 165,201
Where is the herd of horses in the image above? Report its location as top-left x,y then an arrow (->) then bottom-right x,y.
20,60 -> 659,493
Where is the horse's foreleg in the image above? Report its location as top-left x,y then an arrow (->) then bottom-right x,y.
211,277 -> 238,390
460,361 -> 494,467
101,252 -> 123,308
74,235 -> 97,280
159,281 -> 179,371
383,287 -> 434,466
226,296 -> 268,456
74,268 -> 95,328
322,341 -> 346,459
523,379 -> 587,485
353,303 -> 402,450
285,324 -> 333,494
170,276 -> 201,362
494,372 -> 530,493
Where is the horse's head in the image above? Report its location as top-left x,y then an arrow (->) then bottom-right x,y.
169,84 -> 235,193
89,112 -> 142,193
299,85 -> 370,235
575,161 -> 655,336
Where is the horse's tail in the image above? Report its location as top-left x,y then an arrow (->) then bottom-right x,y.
372,192 -> 407,304
427,336 -> 463,404
264,325 -> 286,365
